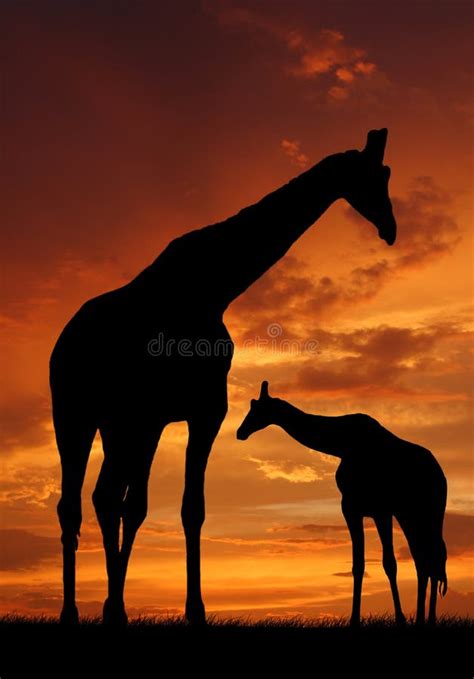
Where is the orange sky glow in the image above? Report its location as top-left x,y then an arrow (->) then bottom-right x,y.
1,0 -> 473,619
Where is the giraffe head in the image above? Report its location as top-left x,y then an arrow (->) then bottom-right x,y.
343,128 -> 397,246
237,380 -> 274,441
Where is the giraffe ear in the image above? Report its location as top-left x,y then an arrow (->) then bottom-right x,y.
363,128 -> 388,163
259,380 -> 269,400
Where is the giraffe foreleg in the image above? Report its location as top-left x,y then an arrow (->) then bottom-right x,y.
54,412 -> 96,625
342,503 -> 365,628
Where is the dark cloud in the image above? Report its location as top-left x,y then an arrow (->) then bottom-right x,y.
203,533 -> 348,550
206,1 -> 380,101
262,523 -> 351,549
297,523 -> 347,534
281,537 -> 347,546
0,530 -> 60,571
274,321 -> 471,399
0,394 -> 51,455
345,175 -> 461,273
443,513 -> 474,557
0,583 -> 104,616
333,571 -> 370,577
229,258 -> 340,338
231,256 -> 314,328
392,177 -> 461,264
438,589 -> 474,616
399,419 -> 473,473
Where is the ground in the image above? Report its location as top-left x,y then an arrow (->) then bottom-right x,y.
1,615 -> 471,677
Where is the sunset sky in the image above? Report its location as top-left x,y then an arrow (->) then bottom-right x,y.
1,0 -> 473,619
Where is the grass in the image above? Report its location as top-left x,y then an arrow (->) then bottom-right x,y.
1,614 -> 472,677
1,611 -> 473,628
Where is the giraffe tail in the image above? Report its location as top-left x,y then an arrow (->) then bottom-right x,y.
438,571 -> 448,597
436,537 -> 448,597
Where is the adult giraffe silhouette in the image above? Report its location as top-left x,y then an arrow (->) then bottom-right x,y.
237,382 -> 448,625
51,128 -> 397,625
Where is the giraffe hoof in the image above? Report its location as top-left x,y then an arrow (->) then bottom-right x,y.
396,614 -> 407,627
349,616 -> 361,629
102,598 -> 128,626
59,605 -> 79,625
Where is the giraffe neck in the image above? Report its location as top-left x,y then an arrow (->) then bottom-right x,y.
270,400 -> 344,458
209,152 -> 347,309
139,152 -> 350,314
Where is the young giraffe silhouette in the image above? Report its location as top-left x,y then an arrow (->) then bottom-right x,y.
237,382 -> 448,625
51,129 -> 397,625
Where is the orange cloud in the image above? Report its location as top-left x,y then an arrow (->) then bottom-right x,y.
0,466 -> 60,511
281,139 -> 309,168
230,176 -> 462,339
328,86 -> 349,101
292,28 -> 365,77
247,456 -> 322,483
206,2 -> 378,99
354,61 -> 377,75
335,67 -> 355,83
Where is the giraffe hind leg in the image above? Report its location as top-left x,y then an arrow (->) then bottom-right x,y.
118,428 -> 163,609
183,411 -> 226,626
374,514 -> 406,626
342,502 -> 365,628
92,424 -> 161,626
92,456 -> 129,625
415,566 -> 428,625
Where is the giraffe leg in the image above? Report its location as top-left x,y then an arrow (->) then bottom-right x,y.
182,410 -> 226,625
415,566 -> 428,625
117,428 -> 163,604
342,504 -> 365,628
428,576 -> 438,625
374,514 -> 406,626
54,411 -> 96,625
92,453 -> 128,625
